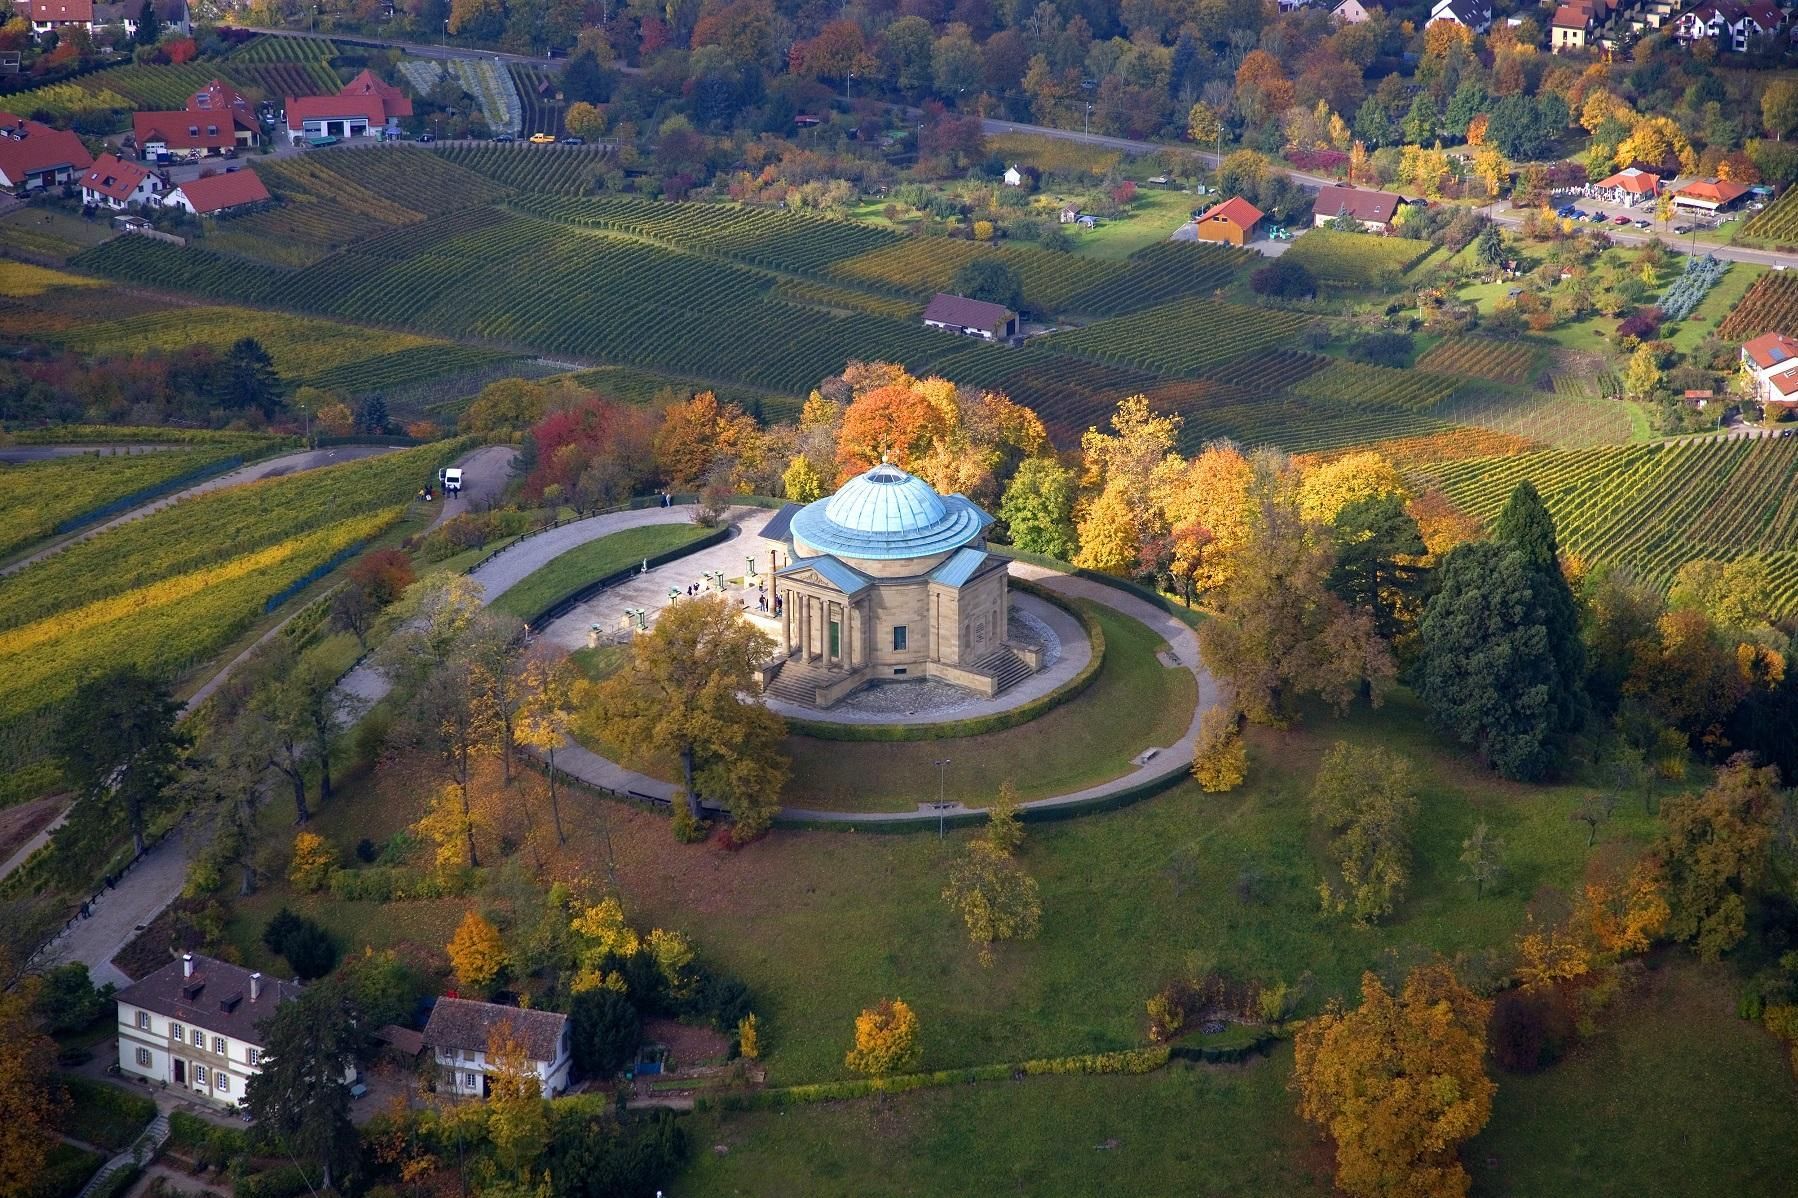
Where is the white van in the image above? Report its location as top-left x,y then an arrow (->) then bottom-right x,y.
439,467 -> 463,494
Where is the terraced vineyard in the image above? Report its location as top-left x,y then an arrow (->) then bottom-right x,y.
225,35 -> 340,61
1718,271 -> 1798,340
1062,240 -> 1257,316
1415,336 -> 1540,384
293,344 -> 520,394
1283,229 -> 1432,286
0,447 -> 248,559
511,194 -> 901,275
829,238 -> 1129,312
508,64 -> 565,138
1427,438 -> 1798,606
1436,388 -> 1638,449
447,58 -> 520,134
1292,360 -> 1462,411
1740,188 -> 1798,244
72,236 -> 286,302
54,304 -> 443,380
302,148 -> 512,214
774,280 -> 922,320
1045,296 -> 1309,375
435,144 -> 608,194
224,60 -> 340,99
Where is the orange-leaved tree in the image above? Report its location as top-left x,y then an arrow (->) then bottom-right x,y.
1294,963 -> 1494,1198
845,998 -> 921,1078
448,910 -> 507,995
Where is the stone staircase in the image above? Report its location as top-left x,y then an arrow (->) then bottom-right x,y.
975,649 -> 1032,695
76,1113 -> 169,1198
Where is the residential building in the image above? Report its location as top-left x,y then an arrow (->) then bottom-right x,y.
81,152 -> 161,209
284,94 -> 391,143
1002,164 -> 1023,187
338,69 -> 413,118
1312,183 -> 1402,233
1674,0 -> 1782,50
133,110 -> 236,161
24,0 -> 186,37
1740,331 -> 1798,411
424,999 -> 573,1097
921,292 -> 1018,341
0,112 -> 92,192
1591,166 -> 1662,205
161,168 -> 269,215
1430,0 -> 1492,32
185,79 -> 260,148
1551,3 -> 1595,50
23,0 -> 93,36
1672,177 -> 1751,215
1193,195 -> 1264,246
115,953 -> 303,1108
1331,0 -> 1375,21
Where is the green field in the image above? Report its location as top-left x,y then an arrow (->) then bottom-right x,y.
1283,228 -> 1433,286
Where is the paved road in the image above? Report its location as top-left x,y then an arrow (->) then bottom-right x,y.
981,116 -> 1798,269
427,443 -> 516,529
1,445 -> 397,577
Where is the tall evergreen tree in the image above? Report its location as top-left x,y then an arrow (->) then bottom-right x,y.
244,979 -> 363,1192
134,0 -> 160,46
1493,481 -> 1588,743
55,666 -> 189,857
1328,493 -> 1427,646
219,338 -> 280,417
1418,542 -> 1563,781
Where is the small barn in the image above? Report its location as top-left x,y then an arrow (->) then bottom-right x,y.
922,293 -> 1017,341
1192,195 -> 1265,246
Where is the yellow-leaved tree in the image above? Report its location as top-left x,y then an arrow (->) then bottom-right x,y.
287,830 -> 334,893
783,455 -> 824,504
941,784 -> 1042,964
1293,964 -> 1494,1198
447,910 -> 507,995
1191,705 -> 1247,793
845,998 -> 921,1078
484,1021 -> 548,1183
1296,451 -> 1406,528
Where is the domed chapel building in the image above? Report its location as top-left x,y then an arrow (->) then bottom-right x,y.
762,462 -> 1040,709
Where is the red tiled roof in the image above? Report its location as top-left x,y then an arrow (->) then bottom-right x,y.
0,112 -> 93,186
1742,331 -> 1798,369
1769,366 -> 1798,398
26,0 -> 94,22
1595,167 -> 1660,194
133,109 -> 235,152
1314,183 -> 1401,224
1197,195 -> 1265,230
169,168 -> 269,214
81,152 -> 149,202
1676,178 -> 1750,204
187,79 -> 257,131
1551,3 -> 1591,27
340,69 -> 413,118
285,93 -> 389,131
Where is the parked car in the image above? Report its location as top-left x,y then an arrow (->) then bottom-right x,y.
1589,212 -> 1608,223
493,133 -> 514,142
418,132 -> 435,143
528,132 -> 555,144
1634,219 -> 1651,229
560,136 -> 584,145
1557,206 -> 1576,217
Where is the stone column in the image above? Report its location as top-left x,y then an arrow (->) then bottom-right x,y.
828,600 -> 841,668
780,587 -> 791,654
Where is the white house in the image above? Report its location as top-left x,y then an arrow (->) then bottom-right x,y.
922,292 -> 1018,340
115,953 -> 303,1109
1331,0 -> 1375,22
423,998 -> 573,1097
80,152 -> 161,209
1430,0 -> 1493,32
1002,163 -> 1022,187
1740,331 -> 1798,412
161,167 -> 269,215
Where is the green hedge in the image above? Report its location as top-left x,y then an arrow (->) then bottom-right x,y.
27,1142 -> 104,1198
90,1166 -> 140,1198
59,1076 -> 156,1152
168,1110 -> 251,1158
326,864 -> 478,901
782,580 -> 1105,744
698,1045 -> 1171,1111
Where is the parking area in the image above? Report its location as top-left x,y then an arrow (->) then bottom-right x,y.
1552,187 -> 1767,236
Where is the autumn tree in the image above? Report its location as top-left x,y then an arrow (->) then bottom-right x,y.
564,100 -> 607,140
1575,856 -> 1670,959
652,391 -> 764,492
941,784 -> 1042,963
1623,343 -> 1662,399
1293,964 -> 1494,1198
845,998 -> 921,1078
1199,476 -> 1394,725
515,654 -> 579,846
999,456 -> 1077,560
1192,706 -> 1248,793
1187,100 -> 1222,147
448,910 -> 507,995
1310,743 -> 1419,924
485,1022 -> 549,1183
0,971 -> 66,1192
586,595 -> 788,838
782,455 -> 823,503
1651,756 -> 1783,960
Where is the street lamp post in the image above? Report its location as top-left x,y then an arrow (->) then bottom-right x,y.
933,758 -> 951,839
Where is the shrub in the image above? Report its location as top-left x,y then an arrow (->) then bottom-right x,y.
569,988 -> 641,1078
1489,986 -> 1573,1073
261,908 -> 337,980
325,865 -> 474,901
1251,257 -> 1316,299
59,1076 -> 156,1151
35,963 -> 112,1035
287,832 -> 334,893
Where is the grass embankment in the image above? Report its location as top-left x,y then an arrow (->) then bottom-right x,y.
780,600 -> 1193,811
488,523 -> 712,620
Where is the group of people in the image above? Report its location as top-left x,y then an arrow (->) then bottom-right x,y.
756,583 -> 780,616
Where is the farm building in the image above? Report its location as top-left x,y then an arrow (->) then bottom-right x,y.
1672,178 -> 1751,215
1312,184 -> 1402,233
1193,196 -> 1264,246
0,112 -> 91,192
424,999 -> 573,1097
1739,331 -> 1798,411
285,94 -> 392,143
80,153 -> 161,210
1591,167 -> 1661,205
339,69 -> 414,119
922,293 -> 1017,341
22,0 -> 186,36
162,169 -> 270,216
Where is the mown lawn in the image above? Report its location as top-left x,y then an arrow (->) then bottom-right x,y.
1067,188 -> 1196,260
680,1049 -> 1331,1198
780,601 -> 1195,811
488,523 -> 712,619
1469,959 -> 1798,1198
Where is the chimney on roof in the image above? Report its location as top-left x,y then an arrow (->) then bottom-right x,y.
250,972 -> 262,1002
182,952 -> 194,978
